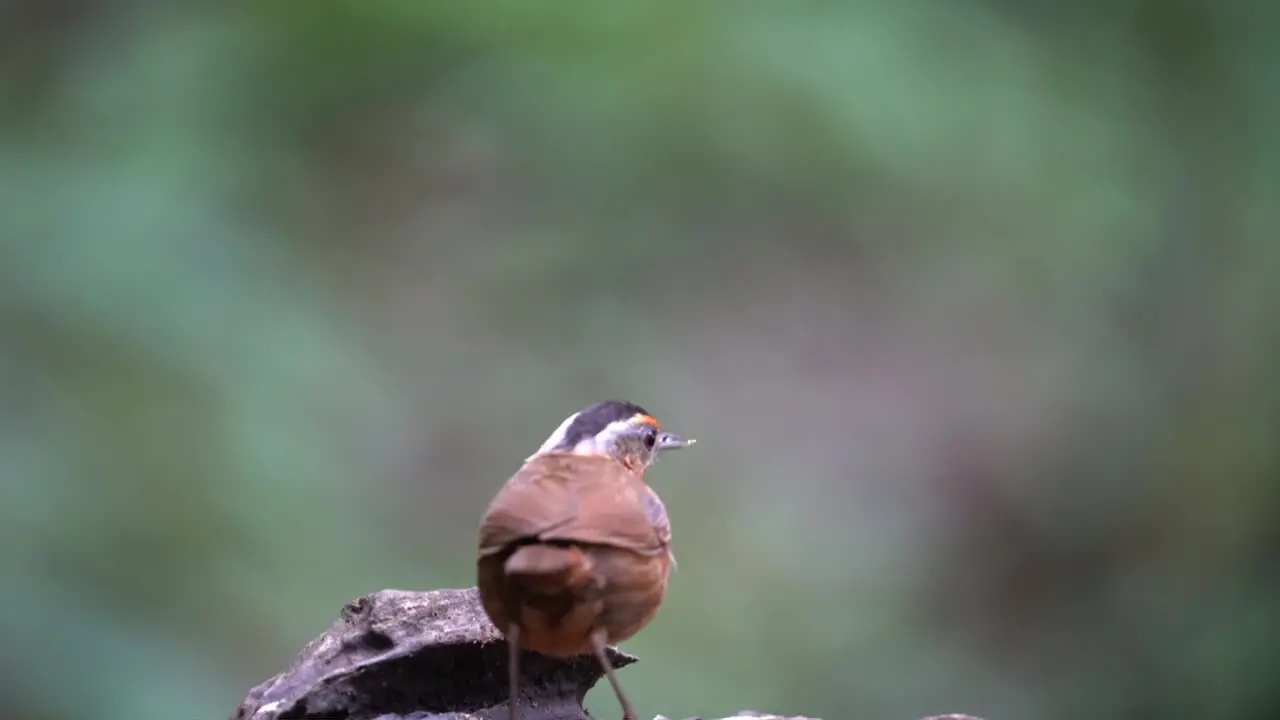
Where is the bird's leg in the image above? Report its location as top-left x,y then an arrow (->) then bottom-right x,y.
590,628 -> 636,720
507,623 -> 521,720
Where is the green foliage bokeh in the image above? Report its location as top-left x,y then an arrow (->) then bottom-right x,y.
2,2 -> 1277,719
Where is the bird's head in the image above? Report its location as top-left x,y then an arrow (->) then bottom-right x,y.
531,399 -> 695,471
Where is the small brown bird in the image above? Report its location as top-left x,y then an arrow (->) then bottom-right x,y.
476,399 -> 695,720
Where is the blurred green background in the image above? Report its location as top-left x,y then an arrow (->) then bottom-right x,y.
2,2 -> 1277,719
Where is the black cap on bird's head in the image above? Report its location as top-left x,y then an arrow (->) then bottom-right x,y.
532,399 -> 695,469
559,400 -> 651,445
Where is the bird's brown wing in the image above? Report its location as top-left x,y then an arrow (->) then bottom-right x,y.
477,453 -> 669,559
636,483 -> 672,547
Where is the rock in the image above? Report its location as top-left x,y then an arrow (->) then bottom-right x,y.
231,587 -> 635,720
653,715 -> 982,720
230,586 -> 982,720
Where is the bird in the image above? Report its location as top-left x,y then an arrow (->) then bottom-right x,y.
476,399 -> 696,720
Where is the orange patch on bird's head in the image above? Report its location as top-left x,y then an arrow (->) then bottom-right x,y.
631,414 -> 661,429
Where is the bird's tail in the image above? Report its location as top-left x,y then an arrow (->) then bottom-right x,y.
504,543 -> 594,592
502,543 -> 601,655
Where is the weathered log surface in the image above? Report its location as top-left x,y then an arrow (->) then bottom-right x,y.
230,586 -> 982,720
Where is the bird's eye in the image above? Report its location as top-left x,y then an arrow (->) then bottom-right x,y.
642,430 -> 657,450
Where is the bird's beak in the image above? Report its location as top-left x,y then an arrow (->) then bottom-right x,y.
656,432 -> 696,451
